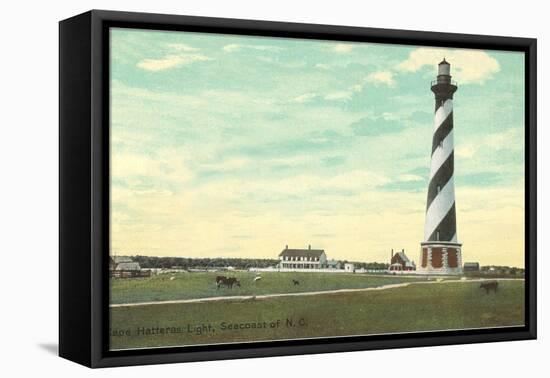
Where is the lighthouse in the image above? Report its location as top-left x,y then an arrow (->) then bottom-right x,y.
418,59 -> 463,275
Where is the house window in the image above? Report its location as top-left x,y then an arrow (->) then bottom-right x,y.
439,139 -> 444,148
437,184 -> 441,193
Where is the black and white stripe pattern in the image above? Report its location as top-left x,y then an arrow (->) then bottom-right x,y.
424,99 -> 457,243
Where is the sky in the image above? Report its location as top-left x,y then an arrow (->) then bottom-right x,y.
109,28 -> 525,267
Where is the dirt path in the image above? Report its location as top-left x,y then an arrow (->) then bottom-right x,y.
110,277 -> 523,308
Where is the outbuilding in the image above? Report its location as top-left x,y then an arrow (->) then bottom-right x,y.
463,262 -> 480,272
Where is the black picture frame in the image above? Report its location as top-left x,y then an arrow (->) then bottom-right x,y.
59,9 -> 537,368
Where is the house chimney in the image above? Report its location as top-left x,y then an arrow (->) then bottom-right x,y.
285,245 -> 288,250
308,244 -> 311,250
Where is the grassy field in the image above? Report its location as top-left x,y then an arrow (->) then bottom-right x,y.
110,279 -> 525,350
110,271 -> 429,304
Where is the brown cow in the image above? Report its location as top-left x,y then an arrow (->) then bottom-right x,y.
215,275 -> 227,289
217,277 -> 241,289
215,275 -> 227,284
479,281 -> 498,294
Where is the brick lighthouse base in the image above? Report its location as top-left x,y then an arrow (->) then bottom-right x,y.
417,242 -> 463,275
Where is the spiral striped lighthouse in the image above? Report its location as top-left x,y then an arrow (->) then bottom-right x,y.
418,59 -> 463,275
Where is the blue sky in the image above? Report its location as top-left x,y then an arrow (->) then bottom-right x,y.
110,28 -> 525,267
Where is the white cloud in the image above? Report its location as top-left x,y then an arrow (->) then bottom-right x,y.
254,45 -> 282,51
223,44 -> 282,53
396,47 -> 500,84
350,71 -> 396,93
265,155 -> 315,167
315,63 -> 331,70
455,145 -> 476,158
397,174 -> 423,182
222,44 -> 241,53
381,112 -> 399,121
111,149 -> 193,185
292,93 -> 317,103
166,43 -> 199,52
324,91 -> 352,101
196,170 -> 390,201
199,157 -> 251,172
485,128 -> 523,150
456,128 -> 523,160
137,54 -> 211,71
332,43 -> 354,53
366,70 -> 395,86
112,152 -> 163,177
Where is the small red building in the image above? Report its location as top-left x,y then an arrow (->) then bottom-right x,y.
389,249 -> 416,271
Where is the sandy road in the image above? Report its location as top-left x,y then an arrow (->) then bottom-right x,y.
110,277 -> 523,308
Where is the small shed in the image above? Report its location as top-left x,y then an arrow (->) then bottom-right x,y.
344,263 -> 355,273
115,262 -> 141,271
463,262 -> 480,272
113,256 -> 133,264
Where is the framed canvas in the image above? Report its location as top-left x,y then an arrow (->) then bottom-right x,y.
59,10 -> 537,368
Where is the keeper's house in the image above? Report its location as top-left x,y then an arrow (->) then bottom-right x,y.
278,245 -> 327,269
389,249 -> 416,272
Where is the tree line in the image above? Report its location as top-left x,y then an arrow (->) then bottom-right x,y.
130,255 -> 279,270
127,255 -> 390,270
118,256 -> 523,275
479,265 -> 525,276
343,261 -> 390,270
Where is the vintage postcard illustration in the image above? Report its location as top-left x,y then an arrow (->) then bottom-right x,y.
108,28 -> 525,350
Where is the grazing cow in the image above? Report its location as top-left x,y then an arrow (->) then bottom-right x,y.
480,281 -> 498,294
217,277 -> 241,289
215,275 -> 227,285
292,279 -> 300,286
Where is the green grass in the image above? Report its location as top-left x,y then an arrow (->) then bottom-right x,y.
110,272 -> 429,304
110,279 -> 525,350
